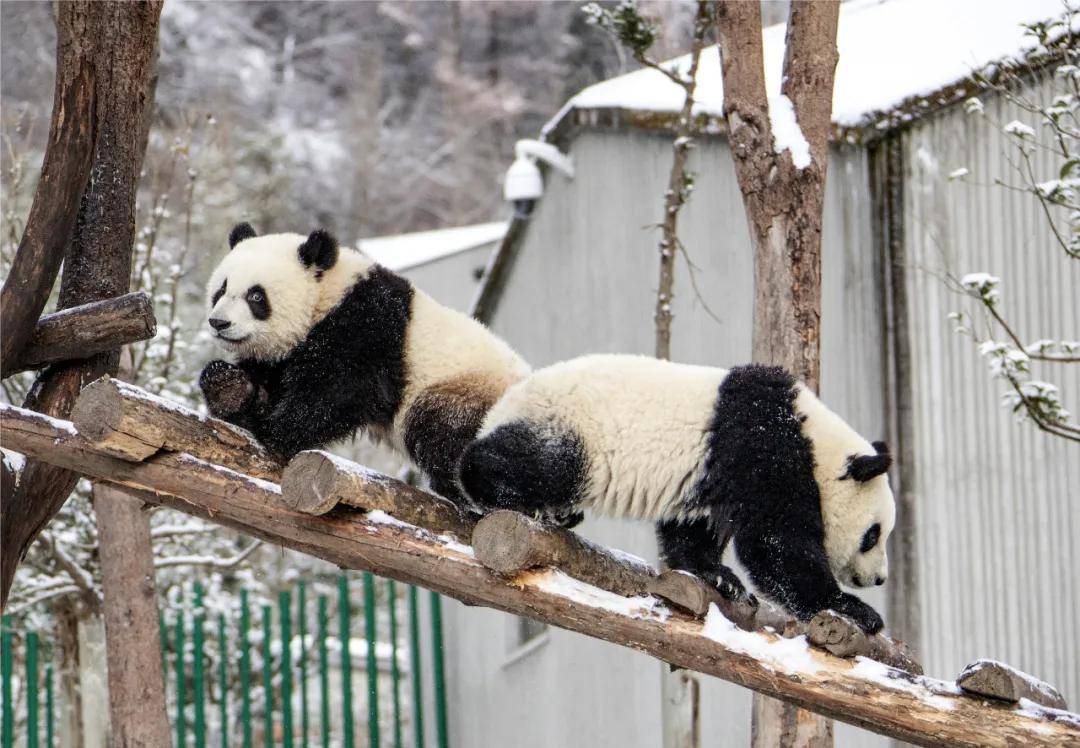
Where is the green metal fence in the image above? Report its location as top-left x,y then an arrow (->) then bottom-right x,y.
1,578 -> 451,748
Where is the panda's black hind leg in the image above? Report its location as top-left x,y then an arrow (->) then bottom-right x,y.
458,421 -> 588,520
656,517 -> 756,607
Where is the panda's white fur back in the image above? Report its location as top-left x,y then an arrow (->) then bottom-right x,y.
389,290 -> 530,450
480,354 -> 725,520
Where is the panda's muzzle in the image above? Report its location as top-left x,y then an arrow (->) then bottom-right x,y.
209,317 -> 231,332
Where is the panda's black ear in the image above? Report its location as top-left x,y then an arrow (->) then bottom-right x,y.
228,222 -> 257,249
298,229 -> 338,271
871,440 -> 889,455
841,451 -> 892,482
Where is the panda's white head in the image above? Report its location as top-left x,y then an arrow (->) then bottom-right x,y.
205,223 -> 369,361
795,389 -> 896,590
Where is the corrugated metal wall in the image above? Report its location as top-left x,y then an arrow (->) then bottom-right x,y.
439,129 -> 890,747
901,71 -> 1080,703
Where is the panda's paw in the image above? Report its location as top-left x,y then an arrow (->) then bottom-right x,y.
547,508 -> 585,530
199,360 -> 255,417
831,593 -> 884,634
715,566 -> 757,608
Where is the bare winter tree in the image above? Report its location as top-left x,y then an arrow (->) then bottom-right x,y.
715,1 -> 840,745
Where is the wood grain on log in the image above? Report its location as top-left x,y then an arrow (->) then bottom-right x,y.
4,293 -> 157,377
3,403 -> 1076,748
281,450 -> 474,539
957,660 -> 1068,710
71,376 -> 281,480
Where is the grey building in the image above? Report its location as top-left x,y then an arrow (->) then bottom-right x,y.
425,1 -> 1080,746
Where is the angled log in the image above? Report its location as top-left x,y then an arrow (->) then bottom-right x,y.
0,3 -> 98,371
2,403 -> 1078,748
70,377 -> 281,481
281,450 -> 474,539
4,293 -> 157,377
957,660 -> 1068,710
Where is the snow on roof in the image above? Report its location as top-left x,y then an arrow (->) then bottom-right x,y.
545,0 -> 1070,133
358,221 -> 507,272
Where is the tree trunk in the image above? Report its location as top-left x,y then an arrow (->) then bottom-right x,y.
0,3 -> 97,372
93,483 -> 171,747
0,0 -> 163,607
716,0 -> 841,743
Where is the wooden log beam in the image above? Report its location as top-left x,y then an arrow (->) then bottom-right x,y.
474,509 -> 658,597
3,293 -> 157,378
281,450 -> 473,539
2,404 -> 1078,747
472,510 -> 918,673
957,660 -> 1068,710
70,376 -> 281,481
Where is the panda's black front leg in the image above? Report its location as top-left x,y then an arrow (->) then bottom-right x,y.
656,517 -> 756,607
733,527 -> 884,634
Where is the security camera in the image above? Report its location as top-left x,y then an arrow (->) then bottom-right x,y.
503,140 -> 574,218
504,155 -> 543,217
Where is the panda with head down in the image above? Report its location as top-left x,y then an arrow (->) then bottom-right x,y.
459,354 -> 896,633
198,222 -> 529,506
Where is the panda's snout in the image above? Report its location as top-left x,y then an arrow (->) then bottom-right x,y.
209,317 -> 232,332
875,576 -> 885,586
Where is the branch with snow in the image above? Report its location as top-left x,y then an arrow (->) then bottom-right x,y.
947,8 -> 1080,443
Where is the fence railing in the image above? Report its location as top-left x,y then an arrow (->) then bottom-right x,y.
1,574 -> 450,748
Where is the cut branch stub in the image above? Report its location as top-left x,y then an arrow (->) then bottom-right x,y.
808,611 -> 922,675
473,509 -> 658,597
70,376 -> 281,480
281,450 -> 475,540
2,292 -> 156,378
957,659 -> 1067,710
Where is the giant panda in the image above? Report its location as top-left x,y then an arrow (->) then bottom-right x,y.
459,354 -> 895,633
198,223 -> 530,506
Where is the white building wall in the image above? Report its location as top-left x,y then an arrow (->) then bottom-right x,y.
901,72 -> 1080,704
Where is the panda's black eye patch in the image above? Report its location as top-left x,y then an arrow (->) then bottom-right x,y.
211,280 -> 226,306
246,285 -> 270,320
860,523 -> 881,554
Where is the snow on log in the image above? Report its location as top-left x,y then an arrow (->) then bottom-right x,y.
70,376 -> 281,480
3,402 -> 1080,747
2,293 -> 157,378
957,659 -> 1068,710
281,450 -> 474,539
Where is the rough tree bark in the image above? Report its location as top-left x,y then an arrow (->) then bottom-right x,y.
0,1 -> 163,607
715,1 -> 840,745
0,3 -> 98,371
93,484 -> 171,746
